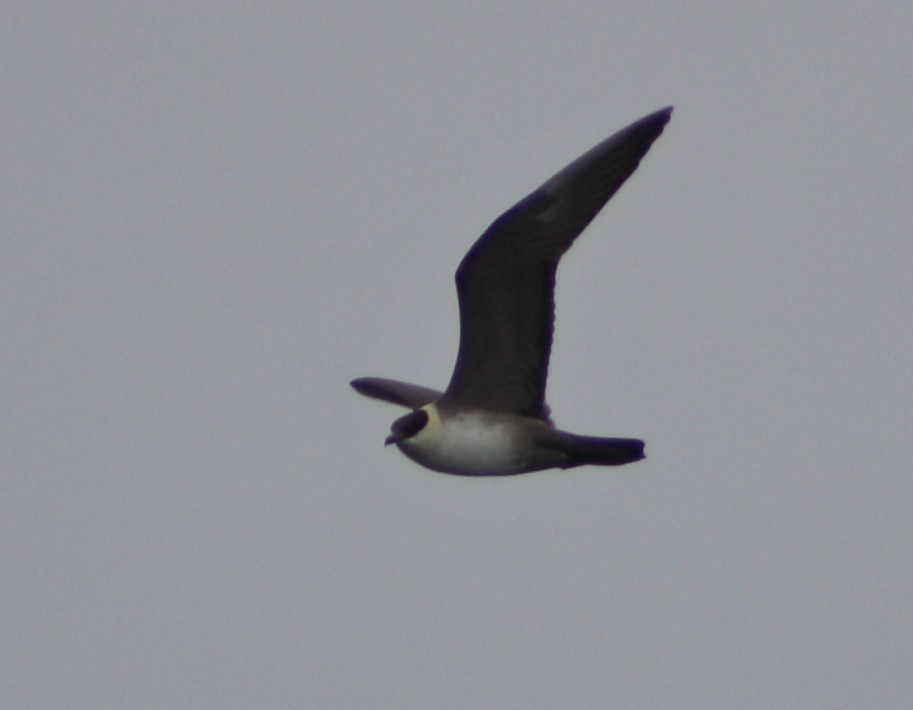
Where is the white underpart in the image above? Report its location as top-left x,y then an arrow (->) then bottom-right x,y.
397,404 -> 533,475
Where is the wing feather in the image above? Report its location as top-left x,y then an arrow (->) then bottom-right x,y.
442,107 -> 672,417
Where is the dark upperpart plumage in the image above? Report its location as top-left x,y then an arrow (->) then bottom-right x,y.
442,107 -> 672,419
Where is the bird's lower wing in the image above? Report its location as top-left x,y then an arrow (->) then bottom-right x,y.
350,377 -> 442,409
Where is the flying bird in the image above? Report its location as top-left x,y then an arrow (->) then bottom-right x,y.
351,107 -> 672,475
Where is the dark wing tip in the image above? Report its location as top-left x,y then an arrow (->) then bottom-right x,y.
642,105 -> 674,125
350,377 -> 371,394
350,377 -> 394,402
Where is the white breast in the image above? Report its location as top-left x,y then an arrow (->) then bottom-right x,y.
396,405 -> 554,475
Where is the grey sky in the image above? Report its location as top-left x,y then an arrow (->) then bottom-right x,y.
3,2 -> 911,708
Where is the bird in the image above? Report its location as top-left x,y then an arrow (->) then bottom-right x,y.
351,107 -> 672,476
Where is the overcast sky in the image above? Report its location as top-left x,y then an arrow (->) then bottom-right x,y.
4,2 -> 912,708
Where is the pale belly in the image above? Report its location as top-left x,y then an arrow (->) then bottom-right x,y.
396,410 -> 561,476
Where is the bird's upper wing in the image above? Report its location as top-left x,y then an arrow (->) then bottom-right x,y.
442,107 -> 672,419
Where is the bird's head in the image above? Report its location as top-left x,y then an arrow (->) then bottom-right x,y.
385,409 -> 430,446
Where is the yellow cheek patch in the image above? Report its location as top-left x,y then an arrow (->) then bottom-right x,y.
411,403 -> 442,446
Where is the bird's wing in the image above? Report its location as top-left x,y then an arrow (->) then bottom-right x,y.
350,377 -> 443,409
442,107 -> 672,418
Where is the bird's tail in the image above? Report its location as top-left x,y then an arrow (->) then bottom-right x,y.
560,434 -> 645,468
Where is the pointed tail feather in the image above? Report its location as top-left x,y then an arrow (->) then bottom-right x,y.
560,434 -> 645,468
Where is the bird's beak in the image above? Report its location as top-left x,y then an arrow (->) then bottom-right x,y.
384,434 -> 400,447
